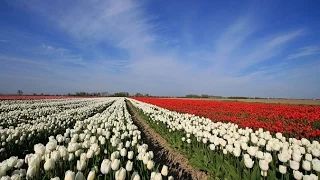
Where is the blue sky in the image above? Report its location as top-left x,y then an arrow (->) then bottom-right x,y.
0,0 -> 319,98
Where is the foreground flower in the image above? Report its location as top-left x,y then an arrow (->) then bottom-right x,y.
161,165 -> 168,176
131,172 -> 141,180
75,172 -> 85,180
100,159 -> 111,174
279,165 -> 287,174
87,170 -> 95,180
126,160 -> 133,172
115,167 -> 126,180
65,170 -> 75,180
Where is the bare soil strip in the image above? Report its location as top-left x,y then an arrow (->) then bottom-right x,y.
126,100 -> 209,180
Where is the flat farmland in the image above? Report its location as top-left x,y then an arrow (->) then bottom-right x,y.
134,97 -> 320,138
166,97 -> 320,106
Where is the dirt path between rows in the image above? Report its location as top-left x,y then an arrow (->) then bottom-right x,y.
126,100 -> 209,180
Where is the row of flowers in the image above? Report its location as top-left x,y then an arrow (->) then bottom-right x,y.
0,98 -> 95,112
0,98 -> 173,180
133,98 -> 320,138
0,99 -> 103,127
0,98 -> 116,161
129,98 -> 320,180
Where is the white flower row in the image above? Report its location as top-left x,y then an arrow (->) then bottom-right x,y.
0,99 -> 104,127
128,98 -> 320,180
0,98 -> 173,180
0,98 -> 116,157
0,99 -> 92,112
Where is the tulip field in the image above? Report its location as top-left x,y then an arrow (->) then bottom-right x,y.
0,97 -> 320,180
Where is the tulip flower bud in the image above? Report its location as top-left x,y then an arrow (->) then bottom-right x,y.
244,158 -> 254,169
120,148 -> 127,157
111,159 -> 120,171
100,159 -> 111,174
44,158 -> 55,171
290,160 -> 300,171
161,165 -> 168,176
75,172 -> 85,180
26,166 -> 37,179
302,160 -> 311,171
126,160 -> 133,172
305,153 -> 312,161
131,172 -> 141,180
64,170 -> 75,180
261,170 -> 267,177
259,160 -> 269,171
293,170 -> 303,180
279,165 -> 287,174
87,170 -> 95,180
115,167 -> 126,180
128,151 -> 134,160
147,160 -> 154,170
76,160 -> 86,171
312,159 -> 320,172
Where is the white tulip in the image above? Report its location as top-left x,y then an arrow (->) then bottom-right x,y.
244,158 -> 254,169
290,160 -> 300,171
44,158 -> 55,171
293,170 -> 303,180
209,144 -> 215,151
128,151 -> 134,160
312,149 -> 320,157
34,144 -> 46,156
292,152 -> 302,162
278,153 -> 289,163
312,159 -> 320,172
126,160 -> 133,172
115,167 -> 126,180
87,170 -> 95,180
120,148 -> 127,157
131,172 -> 140,180
75,172 -> 85,180
259,160 -> 269,171
64,170 -> 75,180
111,159 -> 120,171
279,165 -> 287,174
302,160 -> 311,171
161,165 -> 168,176
77,160 -> 86,171
26,165 -> 37,179
100,159 -> 111,174
147,160 -> 155,170
10,173 -> 21,180
261,170 -> 267,177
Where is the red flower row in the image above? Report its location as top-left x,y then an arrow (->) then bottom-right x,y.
133,98 -> 320,139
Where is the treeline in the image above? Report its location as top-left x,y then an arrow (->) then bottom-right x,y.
184,94 -> 224,98
184,94 -> 268,99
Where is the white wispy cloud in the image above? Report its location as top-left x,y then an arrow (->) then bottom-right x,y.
287,46 -> 320,59
2,0 -> 319,98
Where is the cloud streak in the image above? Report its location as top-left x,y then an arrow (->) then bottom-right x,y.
1,0 -> 320,98
287,46 -> 320,59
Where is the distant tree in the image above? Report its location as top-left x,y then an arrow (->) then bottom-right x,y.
186,94 -> 200,98
201,94 -> 209,98
17,90 -> 23,96
135,93 -> 144,97
113,92 -> 129,97
145,94 -> 149,97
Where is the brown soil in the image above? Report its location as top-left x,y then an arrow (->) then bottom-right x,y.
126,101 -> 209,180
